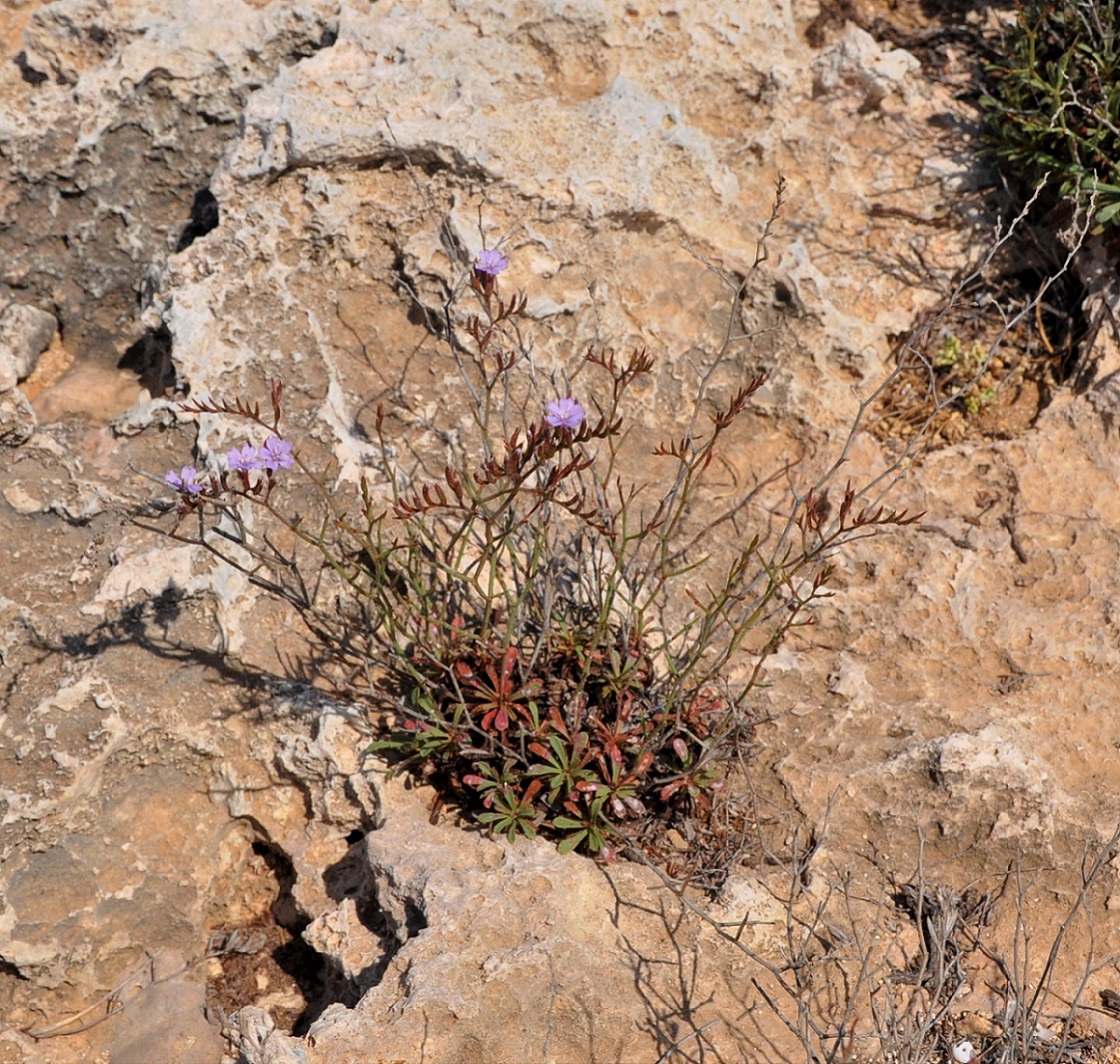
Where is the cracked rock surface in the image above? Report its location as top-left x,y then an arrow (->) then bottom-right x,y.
5,1 -> 1120,1062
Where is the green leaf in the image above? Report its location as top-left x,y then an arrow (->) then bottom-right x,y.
585,829 -> 606,853
365,738 -> 407,752
409,688 -> 437,713
525,700 -> 542,730
557,830 -> 587,854
552,815 -> 586,830
1095,198 -> 1120,224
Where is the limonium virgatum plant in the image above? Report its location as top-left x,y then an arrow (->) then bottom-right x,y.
150,196 -> 919,863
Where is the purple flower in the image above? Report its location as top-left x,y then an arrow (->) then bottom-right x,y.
474,248 -> 509,277
259,435 -> 294,472
226,443 -> 262,473
165,465 -> 205,495
545,396 -> 586,430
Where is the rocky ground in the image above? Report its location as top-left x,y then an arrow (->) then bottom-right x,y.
4,1 -> 1120,1062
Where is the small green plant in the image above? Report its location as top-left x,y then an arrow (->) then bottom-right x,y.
144,188 -> 919,863
933,335 -> 999,417
933,335 -> 984,372
964,386 -> 998,415
981,0 -> 1120,227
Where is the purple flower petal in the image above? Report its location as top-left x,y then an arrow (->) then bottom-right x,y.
259,435 -> 294,472
226,443 -> 262,473
474,248 -> 509,277
545,396 -> 586,430
165,465 -> 204,494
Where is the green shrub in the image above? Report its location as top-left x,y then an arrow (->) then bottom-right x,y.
981,0 -> 1120,227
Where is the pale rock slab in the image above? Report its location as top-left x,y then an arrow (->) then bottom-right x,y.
0,387 -> 35,446
298,809 -> 670,1062
2,0 -> 340,373
0,301 -> 56,390
8,0 -> 1120,1062
813,22 -> 921,110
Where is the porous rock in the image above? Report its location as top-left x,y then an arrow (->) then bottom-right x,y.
300,801 -> 672,1062
813,22 -> 921,110
0,301 -> 56,390
1,0 -> 340,372
6,0 -> 1120,1062
0,386 -> 36,446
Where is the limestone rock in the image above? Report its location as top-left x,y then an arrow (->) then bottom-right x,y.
5,1 -> 1120,1062
301,808 -> 661,1063
0,386 -> 35,446
813,22 -> 921,110
222,1007 -> 308,1064
101,950 -> 227,1064
2,0 -> 340,372
0,301 -> 56,390
301,898 -> 384,993
932,723 -> 1058,841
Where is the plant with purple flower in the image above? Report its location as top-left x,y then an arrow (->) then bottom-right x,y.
165,465 -> 205,495
474,248 -> 509,277
145,191 -> 924,868
545,396 -> 586,430
258,436 -> 294,472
